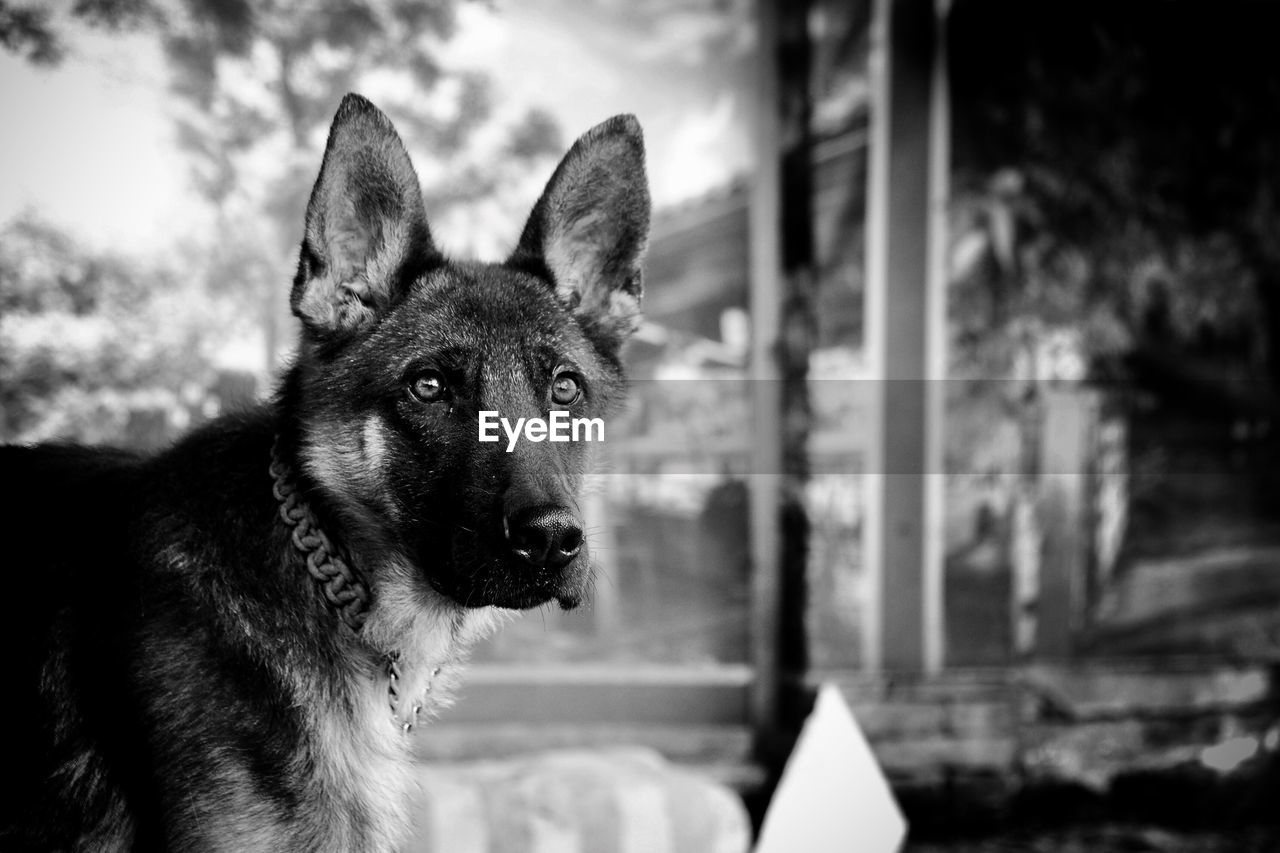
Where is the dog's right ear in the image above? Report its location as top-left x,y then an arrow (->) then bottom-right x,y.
292,94 -> 439,340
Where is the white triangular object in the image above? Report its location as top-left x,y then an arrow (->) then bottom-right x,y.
755,682 -> 908,853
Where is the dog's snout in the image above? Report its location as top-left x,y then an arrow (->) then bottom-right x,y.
506,506 -> 582,570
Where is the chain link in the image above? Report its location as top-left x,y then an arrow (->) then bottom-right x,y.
269,438 -> 370,631
270,435 -> 450,727
271,436 -> 443,732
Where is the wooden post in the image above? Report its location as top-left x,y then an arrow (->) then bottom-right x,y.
748,0 -> 786,734
1036,388 -> 1098,658
749,0 -> 816,732
861,0 -> 949,673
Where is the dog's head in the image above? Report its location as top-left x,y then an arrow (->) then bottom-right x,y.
287,94 -> 648,612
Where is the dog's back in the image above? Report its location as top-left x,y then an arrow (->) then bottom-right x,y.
2,412 -> 357,845
2,420 -> 359,850
3,441 -> 143,691
2,444 -> 146,849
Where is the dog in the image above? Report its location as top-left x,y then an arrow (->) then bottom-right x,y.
0,94 -> 649,851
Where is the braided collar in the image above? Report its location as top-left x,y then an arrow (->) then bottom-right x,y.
269,439 -> 370,631
269,438 -> 431,731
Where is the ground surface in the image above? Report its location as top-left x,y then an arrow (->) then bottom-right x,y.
906,825 -> 1280,852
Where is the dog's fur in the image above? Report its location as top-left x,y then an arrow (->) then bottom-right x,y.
0,94 -> 649,851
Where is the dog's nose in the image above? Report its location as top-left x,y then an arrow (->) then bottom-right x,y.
506,506 -> 583,570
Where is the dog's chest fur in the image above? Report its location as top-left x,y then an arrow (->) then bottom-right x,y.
141,524 -> 505,851
296,599 -> 502,852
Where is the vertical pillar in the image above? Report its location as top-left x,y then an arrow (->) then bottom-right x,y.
861,0 -> 949,673
748,0 -> 785,732
1036,388 -> 1098,658
750,0 -> 816,731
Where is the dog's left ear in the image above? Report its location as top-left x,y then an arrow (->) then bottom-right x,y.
509,114 -> 650,351
292,94 -> 439,340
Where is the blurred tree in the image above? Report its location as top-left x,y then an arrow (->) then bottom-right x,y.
5,0 -> 565,374
0,215 -> 216,444
158,0 -> 563,369
944,1 -> 1280,560
949,0 -> 1280,411
0,0 -> 156,65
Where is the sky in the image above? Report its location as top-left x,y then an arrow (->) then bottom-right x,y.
0,1 -> 754,258
0,30 -> 194,253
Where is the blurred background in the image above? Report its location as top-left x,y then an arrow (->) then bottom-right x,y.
3,0 -> 1280,848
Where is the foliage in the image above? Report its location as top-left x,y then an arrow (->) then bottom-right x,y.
0,216 -> 217,444
948,0 -> 1280,399
155,0 -> 568,366
943,2 -> 1280,558
161,0 -> 562,247
4,0 -> 568,376
0,0 -> 156,65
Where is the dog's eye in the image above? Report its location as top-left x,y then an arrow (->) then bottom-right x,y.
551,372 -> 582,405
408,370 -> 447,403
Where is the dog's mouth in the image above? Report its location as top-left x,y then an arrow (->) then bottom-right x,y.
488,576 -> 583,611
402,497 -> 591,611
414,502 -> 588,607
424,561 -> 586,611
416,524 -> 589,611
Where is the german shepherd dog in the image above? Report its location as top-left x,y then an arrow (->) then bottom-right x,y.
0,95 -> 649,851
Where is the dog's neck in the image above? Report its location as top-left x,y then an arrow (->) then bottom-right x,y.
269,438 -> 433,732
269,437 -> 371,631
